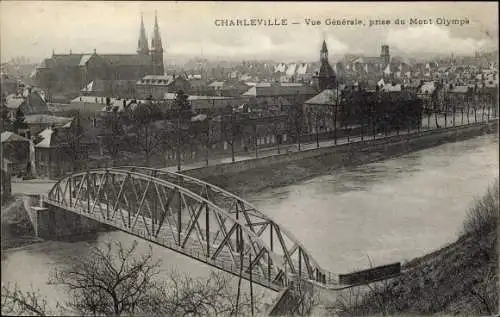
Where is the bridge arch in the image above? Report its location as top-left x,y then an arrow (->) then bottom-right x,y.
113,166 -> 335,284
46,168 -> 336,291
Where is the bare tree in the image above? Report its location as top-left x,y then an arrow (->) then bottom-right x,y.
31,240 -> 263,316
145,270 -> 264,317
49,240 -> 161,316
292,280 -> 320,316
469,266 -> 498,315
53,110 -> 86,173
220,105 -> 240,163
1,282 -> 49,316
330,286 -> 367,317
99,110 -> 127,166
171,90 -> 194,171
128,102 -> 165,165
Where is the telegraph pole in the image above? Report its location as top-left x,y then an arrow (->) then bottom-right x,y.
250,253 -> 254,317
316,111 -> 320,148
177,113 -> 181,172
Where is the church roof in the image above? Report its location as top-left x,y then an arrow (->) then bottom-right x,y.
79,54 -> 94,66
51,54 -> 86,67
99,54 -> 152,66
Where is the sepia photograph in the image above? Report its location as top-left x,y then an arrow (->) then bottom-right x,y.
0,1 -> 498,316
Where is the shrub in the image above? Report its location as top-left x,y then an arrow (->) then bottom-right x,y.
462,178 -> 499,236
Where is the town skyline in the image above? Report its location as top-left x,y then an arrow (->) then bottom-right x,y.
1,1 -> 498,64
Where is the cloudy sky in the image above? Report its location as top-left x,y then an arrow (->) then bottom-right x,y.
1,1 -> 498,63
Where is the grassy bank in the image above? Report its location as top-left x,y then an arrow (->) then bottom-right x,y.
331,179 -> 499,316
202,148 -> 381,197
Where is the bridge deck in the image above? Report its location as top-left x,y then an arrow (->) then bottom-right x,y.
47,198 -> 290,291
45,169 -> 351,292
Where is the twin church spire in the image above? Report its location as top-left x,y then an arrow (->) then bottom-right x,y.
137,12 -> 163,56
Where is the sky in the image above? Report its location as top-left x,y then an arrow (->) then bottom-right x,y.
0,1 -> 498,63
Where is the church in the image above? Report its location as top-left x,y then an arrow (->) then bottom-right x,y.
34,13 -> 165,100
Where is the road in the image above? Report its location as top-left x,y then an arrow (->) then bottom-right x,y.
11,114 -> 496,195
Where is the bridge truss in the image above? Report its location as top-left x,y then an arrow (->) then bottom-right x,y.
47,167 -> 337,291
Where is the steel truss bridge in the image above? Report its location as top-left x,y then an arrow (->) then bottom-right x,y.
46,166 -> 340,292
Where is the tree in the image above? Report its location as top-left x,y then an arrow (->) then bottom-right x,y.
129,102 -> 165,165
1,93 -> 13,132
172,90 -> 194,170
12,108 -> 28,134
1,282 -> 49,316
190,114 -> 210,166
24,240 -> 261,316
100,111 -> 127,165
288,103 -> 304,151
221,105 -> 239,163
145,270 -> 263,317
269,116 -> 284,154
54,110 -> 85,172
49,240 -> 160,316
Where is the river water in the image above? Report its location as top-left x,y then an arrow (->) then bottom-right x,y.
1,134 -> 498,312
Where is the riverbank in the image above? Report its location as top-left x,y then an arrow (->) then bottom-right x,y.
200,122 -> 498,197
1,195 -> 44,253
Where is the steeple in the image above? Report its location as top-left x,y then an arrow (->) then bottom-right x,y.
320,40 -> 328,63
137,13 -> 149,55
151,11 -> 163,54
150,10 -> 164,75
315,40 -> 336,91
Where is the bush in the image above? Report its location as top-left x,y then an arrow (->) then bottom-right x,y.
462,178 -> 499,236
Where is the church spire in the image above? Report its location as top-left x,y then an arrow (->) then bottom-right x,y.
316,39 -> 336,91
137,13 -> 149,55
320,40 -> 328,62
151,10 -> 163,53
150,10 -> 164,75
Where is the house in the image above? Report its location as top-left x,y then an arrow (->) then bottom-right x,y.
1,158 -> 13,204
135,75 -> 190,100
241,84 -> 317,106
1,131 -> 31,176
207,81 -> 249,97
5,89 -> 51,117
163,93 -> 249,114
304,89 -> 343,134
34,125 -> 93,179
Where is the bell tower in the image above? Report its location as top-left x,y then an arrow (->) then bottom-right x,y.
314,40 -> 336,91
150,11 -> 165,75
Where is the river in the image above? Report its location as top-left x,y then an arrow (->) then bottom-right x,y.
1,134 -> 498,313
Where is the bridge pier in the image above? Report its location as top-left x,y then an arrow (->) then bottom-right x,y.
30,201 -> 104,240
